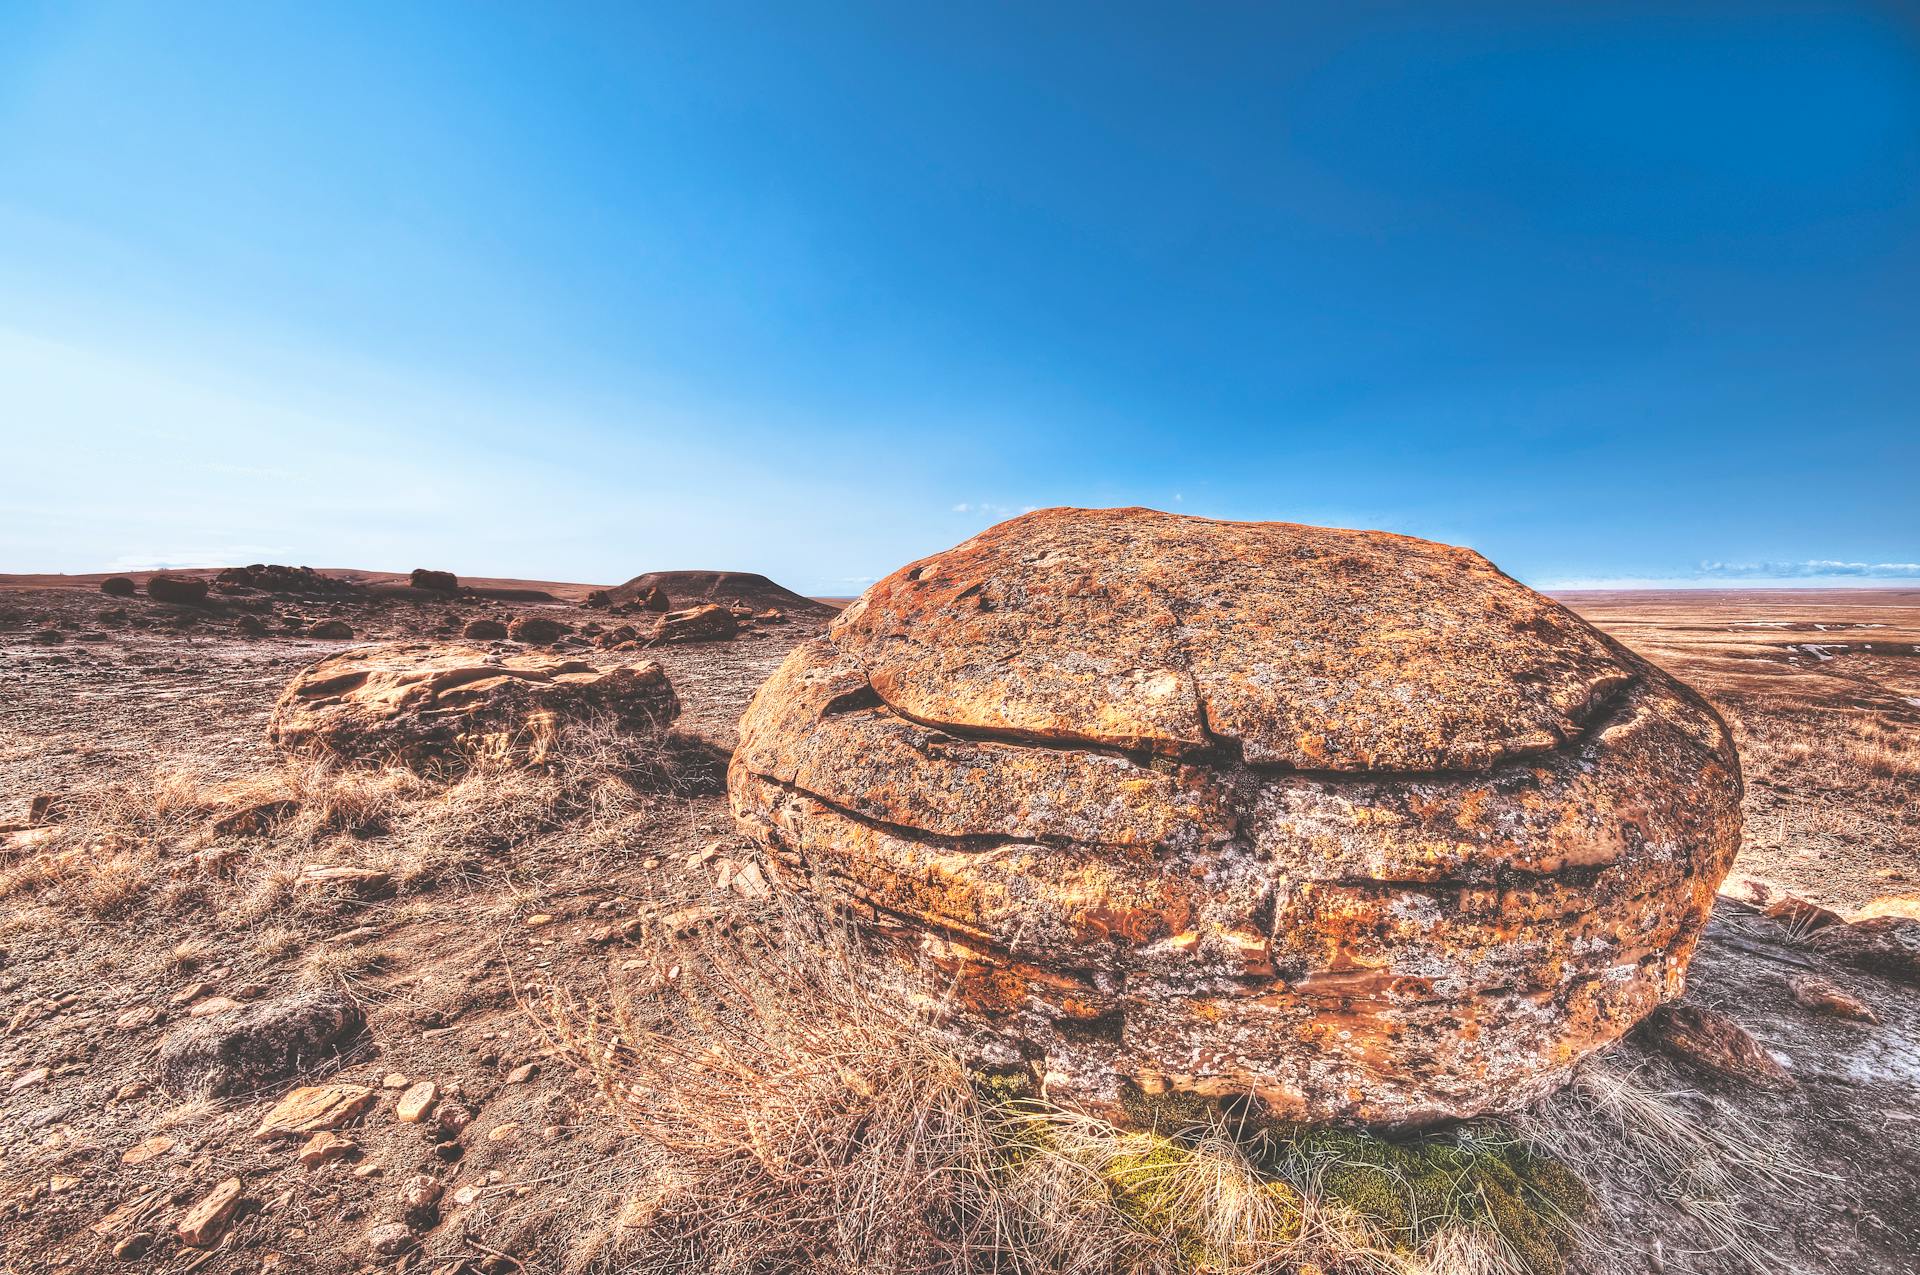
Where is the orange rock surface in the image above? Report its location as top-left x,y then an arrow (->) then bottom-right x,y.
730,508 -> 1742,1124
269,643 -> 679,767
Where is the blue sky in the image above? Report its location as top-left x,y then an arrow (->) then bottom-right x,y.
2,3 -> 1916,593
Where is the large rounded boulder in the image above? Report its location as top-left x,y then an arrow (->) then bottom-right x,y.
270,643 -> 679,767
729,507 -> 1741,1124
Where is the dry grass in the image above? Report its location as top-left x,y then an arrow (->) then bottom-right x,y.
536,899 -> 1584,1275
1520,1059 -> 1835,1273
0,712 -> 702,933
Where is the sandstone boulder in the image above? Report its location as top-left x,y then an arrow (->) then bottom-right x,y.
463,618 -> 508,640
147,574 -> 209,605
730,507 -> 1741,1125
269,643 -> 679,767
649,603 -> 738,644
508,615 -> 570,645
409,568 -> 458,593
307,620 -> 355,640
157,993 -> 363,1098
100,576 -> 135,597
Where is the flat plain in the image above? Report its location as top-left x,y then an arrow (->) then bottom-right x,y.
0,574 -> 1915,1275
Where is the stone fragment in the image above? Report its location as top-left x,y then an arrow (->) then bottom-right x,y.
383,1072 -> 410,1089
120,1135 -> 175,1166
10,1067 -> 48,1091
1643,1002 -> 1796,1091
307,620 -> 354,639
504,1063 -> 537,1085
254,1084 -> 376,1140
1808,916 -> 1920,985
396,1080 -> 439,1123
188,996 -> 242,1018
365,1222 -> 417,1256
296,1131 -> 357,1166
268,643 -> 679,769
176,1177 -> 243,1246
1785,975 -> 1878,1023
112,1232 -> 153,1260
730,508 -> 1744,1124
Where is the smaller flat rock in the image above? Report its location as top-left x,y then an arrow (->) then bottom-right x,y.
1643,1002 -> 1796,1091
1786,975 -> 1878,1024
254,1084 -> 376,1140
395,1080 -> 439,1123
296,1131 -> 357,1167
176,1178 -> 243,1247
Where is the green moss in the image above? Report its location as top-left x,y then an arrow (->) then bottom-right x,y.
1264,1123 -> 1589,1275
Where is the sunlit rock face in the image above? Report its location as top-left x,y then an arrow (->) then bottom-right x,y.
730,507 -> 1741,1124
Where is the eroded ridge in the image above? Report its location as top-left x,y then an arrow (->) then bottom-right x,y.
729,508 -> 1742,1124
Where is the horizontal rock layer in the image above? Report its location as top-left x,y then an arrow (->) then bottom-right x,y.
730,509 -> 1742,1123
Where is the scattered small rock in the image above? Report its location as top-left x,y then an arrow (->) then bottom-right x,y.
296,1131 -> 357,1167
176,1177 -> 244,1247
121,1135 -> 175,1166
365,1221 -> 417,1256
396,1080 -> 439,1124
1642,1002 -> 1796,1091
1786,975 -> 1878,1023
112,1232 -> 154,1260
254,1083 -> 377,1140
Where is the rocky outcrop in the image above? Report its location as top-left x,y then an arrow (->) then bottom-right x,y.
213,564 -> 361,596
508,616 -> 571,645
147,574 -> 210,605
409,568 -> 458,593
730,507 -> 1742,1125
157,993 -> 363,1098
648,603 -> 737,644
269,643 -> 679,767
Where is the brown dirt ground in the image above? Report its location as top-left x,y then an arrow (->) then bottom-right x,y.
0,580 -> 1913,1274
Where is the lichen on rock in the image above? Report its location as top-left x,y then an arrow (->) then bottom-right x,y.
730,507 -> 1742,1125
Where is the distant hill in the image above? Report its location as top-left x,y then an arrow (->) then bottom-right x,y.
608,570 -> 836,615
0,567 -> 603,603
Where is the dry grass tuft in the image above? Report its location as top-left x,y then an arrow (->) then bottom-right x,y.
535,899 -> 1583,1275
1520,1058 -> 1834,1273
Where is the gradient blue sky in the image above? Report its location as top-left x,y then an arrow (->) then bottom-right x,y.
3,3 -> 1916,593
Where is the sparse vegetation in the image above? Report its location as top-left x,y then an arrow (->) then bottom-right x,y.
539,900 -> 1599,1275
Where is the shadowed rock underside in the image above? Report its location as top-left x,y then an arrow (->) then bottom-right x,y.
730,508 -> 1743,1124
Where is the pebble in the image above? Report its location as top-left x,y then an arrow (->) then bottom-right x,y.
120,1135 -> 174,1166
395,1081 -> 439,1123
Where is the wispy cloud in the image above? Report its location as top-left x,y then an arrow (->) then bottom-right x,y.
951,500 -> 1039,518
1696,559 -> 1920,579
107,546 -> 293,571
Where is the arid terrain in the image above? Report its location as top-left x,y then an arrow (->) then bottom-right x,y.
0,572 -> 1915,1275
